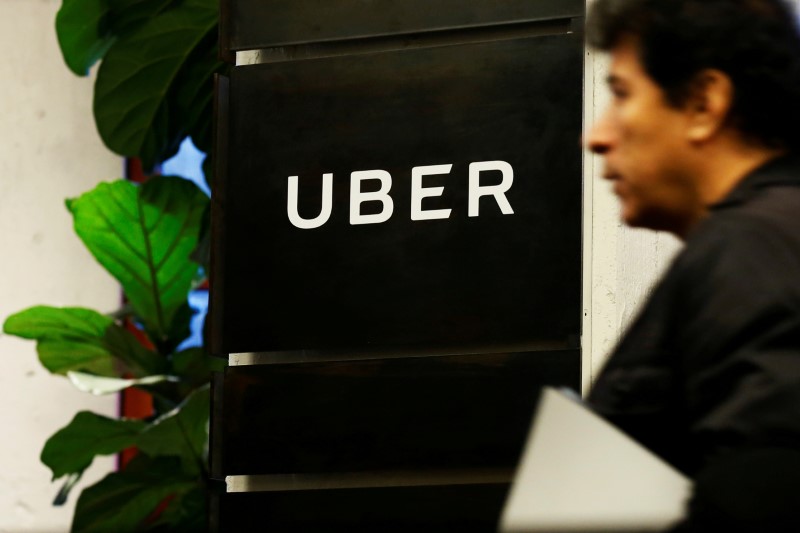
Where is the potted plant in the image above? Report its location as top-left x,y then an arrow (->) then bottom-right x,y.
3,0 -> 225,529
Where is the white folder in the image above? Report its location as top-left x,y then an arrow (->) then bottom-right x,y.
499,387 -> 692,533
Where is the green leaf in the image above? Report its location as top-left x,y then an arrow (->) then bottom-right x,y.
3,306 -> 165,377
190,202 -> 211,277
55,0 -> 115,76
173,38 -> 225,155
5,306 -> 111,376
171,347 -> 225,391
67,371 -> 177,395
72,456 -> 196,533
138,385 -> 210,474
163,301 -> 194,355
55,0 -> 180,77
67,177 -> 208,345
106,0 -> 177,37
41,411 -> 146,480
93,0 -> 218,168
103,322 -> 168,376
149,485 -> 206,530
53,472 -> 83,506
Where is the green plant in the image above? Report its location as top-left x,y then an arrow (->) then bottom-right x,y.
2,0 -> 225,530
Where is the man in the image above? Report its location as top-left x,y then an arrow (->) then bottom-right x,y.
585,0 -> 800,530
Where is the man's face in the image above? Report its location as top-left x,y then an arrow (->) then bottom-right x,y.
586,38 -> 699,234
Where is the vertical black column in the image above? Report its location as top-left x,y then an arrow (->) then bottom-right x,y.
211,2 -> 584,530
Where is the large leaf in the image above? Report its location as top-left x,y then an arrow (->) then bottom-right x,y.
173,37 -> 225,156
163,301 -> 194,355
55,0 -> 178,77
93,0 -> 218,168
171,347 -> 225,393
3,306 -> 162,377
55,0 -> 115,76
53,473 -> 83,506
190,203 -> 211,277
67,371 -> 176,395
149,485 -> 206,531
103,321 -> 168,375
42,411 -> 146,480
4,306 -> 112,375
66,177 -> 208,345
106,0 -> 178,37
72,456 -> 197,533
138,385 -> 210,474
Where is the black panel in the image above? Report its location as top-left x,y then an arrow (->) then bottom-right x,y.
212,34 -> 583,354
210,75 -> 228,357
214,350 -> 579,476
212,483 -> 510,532
223,0 -> 583,51
209,371 -> 225,480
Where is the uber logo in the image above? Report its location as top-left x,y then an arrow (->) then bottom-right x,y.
287,160 -> 514,229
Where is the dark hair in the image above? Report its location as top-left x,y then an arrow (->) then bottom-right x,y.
587,0 -> 800,150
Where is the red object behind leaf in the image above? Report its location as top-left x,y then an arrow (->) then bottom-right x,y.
119,158 -> 156,470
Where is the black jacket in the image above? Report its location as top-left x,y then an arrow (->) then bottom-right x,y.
588,155 -> 800,531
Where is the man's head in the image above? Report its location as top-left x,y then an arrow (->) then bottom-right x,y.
585,0 -> 800,236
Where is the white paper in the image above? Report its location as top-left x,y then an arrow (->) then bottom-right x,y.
500,387 -> 692,532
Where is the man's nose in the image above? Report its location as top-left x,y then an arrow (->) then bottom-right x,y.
585,111 -> 613,155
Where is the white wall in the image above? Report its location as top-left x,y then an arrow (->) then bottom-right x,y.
0,0 -> 121,531
582,14 -> 682,393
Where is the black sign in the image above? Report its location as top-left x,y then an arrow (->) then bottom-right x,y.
222,0 -> 584,51
212,33 -> 583,354
213,349 -> 579,477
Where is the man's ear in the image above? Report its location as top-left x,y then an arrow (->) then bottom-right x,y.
685,69 -> 734,143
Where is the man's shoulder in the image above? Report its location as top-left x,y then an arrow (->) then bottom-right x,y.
683,186 -> 800,267
700,158 -> 800,243
661,187 -> 800,343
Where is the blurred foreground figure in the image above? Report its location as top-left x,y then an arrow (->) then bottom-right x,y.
585,0 -> 800,530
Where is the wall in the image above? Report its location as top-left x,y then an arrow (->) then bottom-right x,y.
581,7 -> 682,393
0,0 -> 122,531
